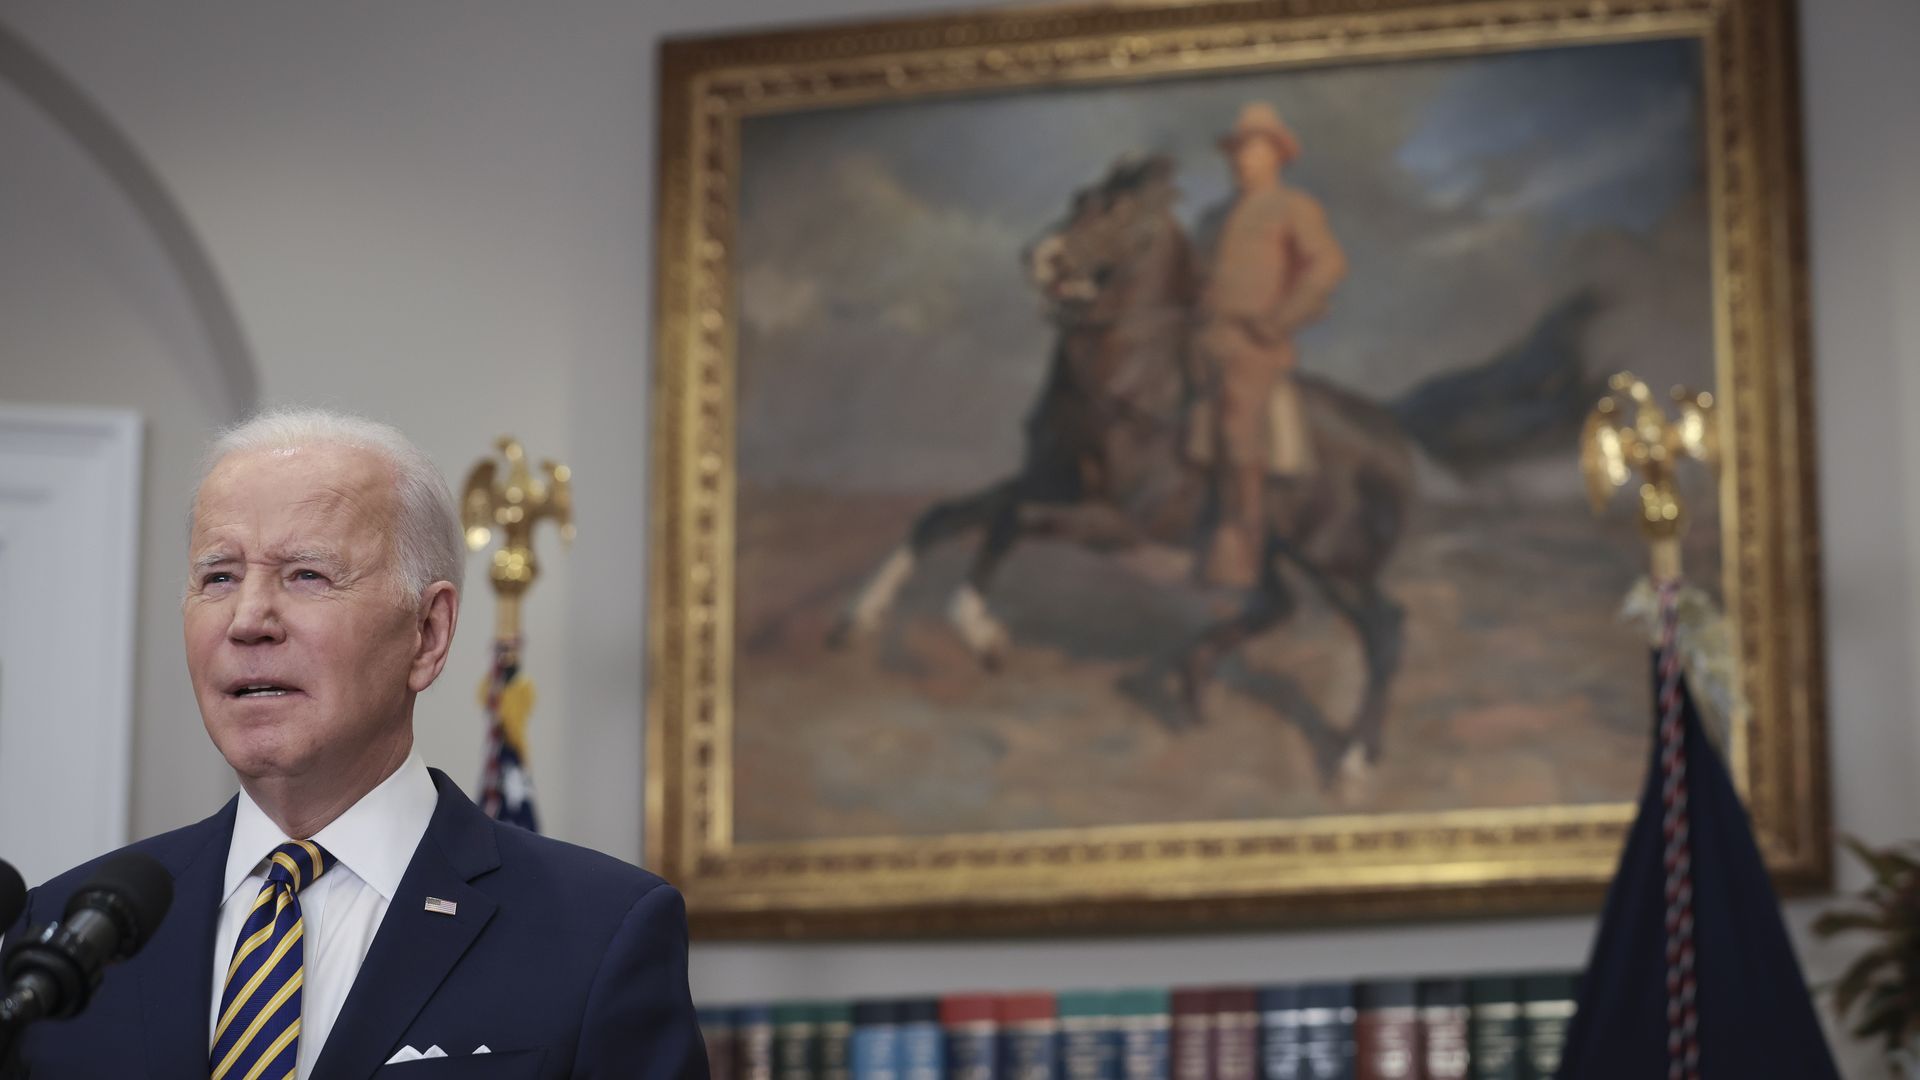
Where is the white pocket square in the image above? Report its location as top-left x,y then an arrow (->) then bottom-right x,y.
384,1044 -> 493,1064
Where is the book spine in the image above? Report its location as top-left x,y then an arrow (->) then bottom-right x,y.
1466,979 -> 1522,1080
1058,991 -> 1120,1080
699,1008 -> 739,1080
948,1023 -> 999,1080
1210,990 -> 1260,1080
1258,987 -> 1305,1080
1518,976 -> 1578,1080
1416,981 -> 1470,1080
1171,989 -> 1214,1080
818,1010 -> 856,1080
853,1002 -> 903,1080
1302,984 -> 1358,1080
775,1005 -> 818,1080
1000,994 -> 1060,1080
900,999 -> 945,1080
1002,1021 -> 1060,1080
741,1006 -> 778,1080
944,994 -> 1000,1080
1113,989 -> 1171,1080
1354,982 -> 1419,1080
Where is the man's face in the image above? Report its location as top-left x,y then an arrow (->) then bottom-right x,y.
1231,136 -> 1283,192
184,444 -> 427,784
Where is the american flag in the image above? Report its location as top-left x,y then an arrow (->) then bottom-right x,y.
478,637 -> 540,832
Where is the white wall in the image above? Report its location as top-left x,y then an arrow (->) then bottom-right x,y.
0,66 -> 239,837
1,0 -> 1914,1074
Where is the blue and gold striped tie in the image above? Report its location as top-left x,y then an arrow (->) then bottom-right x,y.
210,839 -> 335,1080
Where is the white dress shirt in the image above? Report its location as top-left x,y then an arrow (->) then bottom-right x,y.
209,753 -> 438,1079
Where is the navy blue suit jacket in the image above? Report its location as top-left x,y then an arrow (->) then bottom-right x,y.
6,769 -> 707,1079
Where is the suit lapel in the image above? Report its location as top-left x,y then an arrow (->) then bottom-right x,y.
311,769 -> 501,1080
139,799 -> 236,1077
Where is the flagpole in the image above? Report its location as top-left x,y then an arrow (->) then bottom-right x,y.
461,436 -> 574,830
1581,374 -> 1718,1080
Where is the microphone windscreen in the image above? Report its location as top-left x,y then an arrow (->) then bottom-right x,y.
63,851 -> 173,954
0,858 -> 25,930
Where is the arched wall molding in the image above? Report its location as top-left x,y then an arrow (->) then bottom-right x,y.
0,18 -> 259,421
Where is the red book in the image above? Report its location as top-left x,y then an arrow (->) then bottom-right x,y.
1170,989 -> 1214,1080
1211,989 -> 1260,1080
944,994 -> 999,1080
1355,981 -> 1419,1080
999,993 -> 1059,1080
1416,980 -> 1470,1079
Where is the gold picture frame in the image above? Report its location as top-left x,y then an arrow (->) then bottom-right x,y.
648,0 -> 1825,938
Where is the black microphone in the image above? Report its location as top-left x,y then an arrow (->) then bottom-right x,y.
0,852 -> 172,1029
0,862 -> 23,934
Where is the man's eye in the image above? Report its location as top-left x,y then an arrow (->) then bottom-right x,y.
292,569 -> 328,583
201,572 -> 234,586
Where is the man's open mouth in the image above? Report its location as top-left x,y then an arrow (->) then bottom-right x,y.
230,683 -> 297,698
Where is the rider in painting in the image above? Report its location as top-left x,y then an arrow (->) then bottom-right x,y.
1189,102 -> 1349,587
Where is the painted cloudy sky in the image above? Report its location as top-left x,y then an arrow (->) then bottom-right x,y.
734,38 -> 1712,494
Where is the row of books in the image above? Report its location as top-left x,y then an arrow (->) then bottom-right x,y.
698,972 -> 1579,1080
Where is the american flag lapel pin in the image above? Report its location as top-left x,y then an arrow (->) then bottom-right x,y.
424,896 -> 459,916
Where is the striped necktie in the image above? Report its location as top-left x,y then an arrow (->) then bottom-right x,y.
211,839 -> 336,1080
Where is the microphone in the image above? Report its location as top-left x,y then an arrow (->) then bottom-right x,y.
0,862 -> 23,934
0,852 -> 173,1029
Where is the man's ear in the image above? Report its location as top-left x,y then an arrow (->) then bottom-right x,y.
409,582 -> 459,693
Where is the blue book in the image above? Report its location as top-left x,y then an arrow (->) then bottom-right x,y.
1300,983 -> 1355,1080
853,1000 -> 904,1080
1260,986 -> 1307,1080
899,998 -> 945,1080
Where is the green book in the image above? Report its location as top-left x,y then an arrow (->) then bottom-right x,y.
1467,977 -> 1522,1080
1519,974 -> 1579,1080
1111,989 -> 1171,1080
775,1002 -> 819,1080
1059,990 -> 1121,1080
817,1002 -> 855,1080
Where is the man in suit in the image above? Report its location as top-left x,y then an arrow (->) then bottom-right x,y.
4,409 -> 706,1078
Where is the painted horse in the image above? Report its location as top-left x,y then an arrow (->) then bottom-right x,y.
827,154 -> 1423,786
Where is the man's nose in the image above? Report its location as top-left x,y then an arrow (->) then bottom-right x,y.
227,574 -> 285,644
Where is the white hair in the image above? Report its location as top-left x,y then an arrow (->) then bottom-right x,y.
189,407 -> 465,601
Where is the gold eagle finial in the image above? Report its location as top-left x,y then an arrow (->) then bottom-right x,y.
1579,372 -> 1718,581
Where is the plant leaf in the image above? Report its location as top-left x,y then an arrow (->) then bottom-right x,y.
1833,946 -> 1900,1016
1813,909 -> 1891,937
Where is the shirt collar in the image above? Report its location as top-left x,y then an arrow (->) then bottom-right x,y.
222,753 -> 438,904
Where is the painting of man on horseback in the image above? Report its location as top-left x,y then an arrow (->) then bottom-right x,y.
722,39 -> 1718,845
888,109 -> 1420,783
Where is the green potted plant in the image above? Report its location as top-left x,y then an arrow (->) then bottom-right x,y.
1815,837 -> 1920,1075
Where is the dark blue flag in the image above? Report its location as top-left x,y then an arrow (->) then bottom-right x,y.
1559,605 -> 1838,1078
